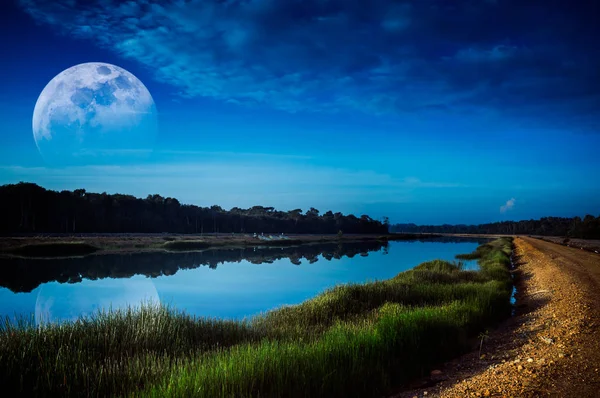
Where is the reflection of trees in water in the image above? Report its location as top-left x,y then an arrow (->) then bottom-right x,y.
0,241 -> 388,293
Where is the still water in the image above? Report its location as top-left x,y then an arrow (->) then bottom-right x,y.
0,239 -> 483,323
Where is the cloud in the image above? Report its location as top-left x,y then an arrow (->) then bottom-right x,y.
401,177 -> 466,188
157,150 -> 312,160
451,45 -> 519,63
500,198 -> 516,213
0,160 -> 464,211
18,0 -> 600,132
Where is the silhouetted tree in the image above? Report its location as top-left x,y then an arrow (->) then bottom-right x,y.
390,215 -> 600,238
0,183 -> 389,235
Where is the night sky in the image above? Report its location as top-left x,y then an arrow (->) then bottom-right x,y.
1,0 -> 599,224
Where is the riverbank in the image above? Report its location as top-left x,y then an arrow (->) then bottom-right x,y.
0,238 -> 512,397
0,233 -> 442,257
394,237 -> 600,397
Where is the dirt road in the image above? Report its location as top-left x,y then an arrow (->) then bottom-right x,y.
394,237 -> 600,397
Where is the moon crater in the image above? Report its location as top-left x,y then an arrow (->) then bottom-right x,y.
32,62 -> 158,165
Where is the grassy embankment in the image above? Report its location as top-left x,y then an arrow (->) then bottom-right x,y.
0,238 -> 512,397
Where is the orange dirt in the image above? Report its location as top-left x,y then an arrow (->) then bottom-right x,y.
392,237 -> 600,398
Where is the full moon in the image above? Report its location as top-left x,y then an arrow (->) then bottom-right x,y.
32,62 -> 158,165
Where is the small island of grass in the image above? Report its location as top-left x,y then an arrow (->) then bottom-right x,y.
4,242 -> 100,257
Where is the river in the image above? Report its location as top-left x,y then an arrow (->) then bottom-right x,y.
0,238 -> 484,323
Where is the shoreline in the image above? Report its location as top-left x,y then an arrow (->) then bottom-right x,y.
0,232 -> 447,257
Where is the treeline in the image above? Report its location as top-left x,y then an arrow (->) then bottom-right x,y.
0,183 -> 388,235
391,215 -> 600,239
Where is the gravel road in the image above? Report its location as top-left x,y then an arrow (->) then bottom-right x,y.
393,237 -> 600,397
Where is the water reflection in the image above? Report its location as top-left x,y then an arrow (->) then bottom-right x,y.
35,276 -> 159,326
0,240 -> 387,293
0,238 -> 486,322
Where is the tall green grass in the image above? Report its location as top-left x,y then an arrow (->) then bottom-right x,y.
0,238 -> 513,397
0,305 -> 259,397
148,300 -> 490,398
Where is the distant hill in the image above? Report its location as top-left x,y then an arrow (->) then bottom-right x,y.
390,216 -> 600,239
0,182 -> 388,235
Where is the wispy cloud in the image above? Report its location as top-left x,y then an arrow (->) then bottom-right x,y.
500,198 -> 516,213
400,177 -> 467,189
18,0 -> 600,132
0,161 -> 464,211
451,45 -> 520,63
157,150 -> 312,160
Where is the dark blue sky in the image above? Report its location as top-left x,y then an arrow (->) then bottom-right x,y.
1,0 -> 599,224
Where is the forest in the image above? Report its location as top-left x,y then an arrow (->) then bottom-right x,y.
0,182 -> 389,234
391,215 -> 600,239
3,182 -> 598,238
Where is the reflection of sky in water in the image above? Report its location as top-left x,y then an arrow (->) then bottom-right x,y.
0,241 -> 479,322
35,276 -> 159,325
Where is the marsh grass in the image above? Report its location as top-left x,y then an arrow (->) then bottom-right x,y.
0,238 -> 513,397
162,240 -> 212,251
0,305 -> 260,397
4,242 -> 100,257
258,238 -> 304,245
162,238 -> 307,251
